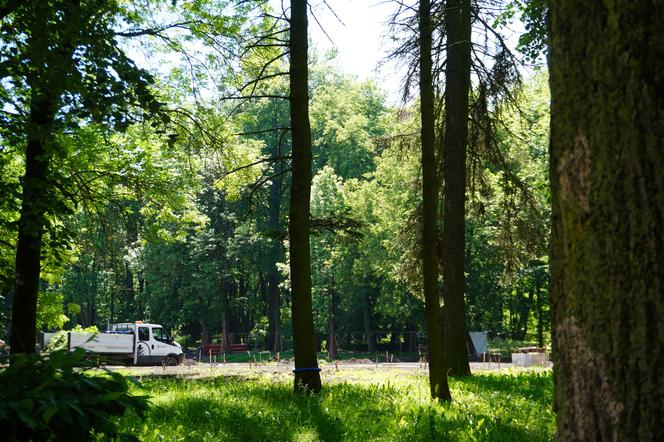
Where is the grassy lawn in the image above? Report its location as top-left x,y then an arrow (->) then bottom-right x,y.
117,369 -> 554,441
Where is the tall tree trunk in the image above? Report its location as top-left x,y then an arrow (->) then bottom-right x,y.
220,302 -> 229,351
441,0 -> 472,376
419,0 -> 451,401
536,280 -> 544,348
270,270 -> 282,352
137,270 -> 145,319
219,278 -> 231,352
9,3 -> 61,353
122,202 -> 138,320
10,93 -> 55,354
363,292 -> 375,353
267,152 -> 283,352
288,0 -> 321,394
90,259 -> 98,326
408,330 -> 418,353
550,1 -> 664,439
201,326 -> 209,348
517,289 -> 534,341
123,263 -> 134,319
327,288 -> 338,359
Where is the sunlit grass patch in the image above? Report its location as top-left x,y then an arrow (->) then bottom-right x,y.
118,370 -> 554,441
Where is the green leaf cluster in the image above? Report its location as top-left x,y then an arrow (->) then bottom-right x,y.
0,349 -> 148,441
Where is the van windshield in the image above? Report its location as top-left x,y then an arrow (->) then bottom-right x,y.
152,327 -> 170,343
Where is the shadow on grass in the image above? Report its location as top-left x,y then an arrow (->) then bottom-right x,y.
452,371 -> 553,406
120,374 -> 553,441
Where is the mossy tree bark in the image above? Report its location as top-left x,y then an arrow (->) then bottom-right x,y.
550,1 -> 664,439
441,0 -> 471,377
288,0 -> 321,394
419,0 -> 451,401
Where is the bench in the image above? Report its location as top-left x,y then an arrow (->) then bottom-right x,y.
203,343 -> 248,355
203,343 -> 223,356
229,343 -> 248,353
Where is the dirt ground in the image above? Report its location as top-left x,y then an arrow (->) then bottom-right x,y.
104,360 -> 552,382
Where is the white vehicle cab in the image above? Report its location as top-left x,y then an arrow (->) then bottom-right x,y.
68,321 -> 184,365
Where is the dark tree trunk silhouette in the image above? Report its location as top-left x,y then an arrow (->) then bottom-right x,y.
442,0 -> 471,376
288,0 -> 321,394
363,291 -> 375,353
122,202 -> 138,320
9,3 -> 65,355
419,0 -> 451,401
516,289 -> 534,341
267,146 -> 283,352
10,91 -> 56,354
550,1 -> 664,439
536,281 -> 544,348
327,288 -> 337,359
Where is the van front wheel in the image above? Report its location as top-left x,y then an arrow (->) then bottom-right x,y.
165,356 -> 179,366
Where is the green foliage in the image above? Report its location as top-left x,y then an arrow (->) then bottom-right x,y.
46,324 -> 99,352
0,349 -> 148,442
36,290 -> 69,331
250,315 -> 269,343
117,371 -> 554,441
496,1 -> 548,63
0,0 -> 553,358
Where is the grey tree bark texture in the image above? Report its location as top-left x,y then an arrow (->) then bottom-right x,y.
419,0 -> 451,401
550,1 -> 664,439
442,0 -> 471,376
288,0 -> 322,394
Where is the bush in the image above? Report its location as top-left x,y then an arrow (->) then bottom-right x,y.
0,349 -> 148,441
46,324 -> 99,352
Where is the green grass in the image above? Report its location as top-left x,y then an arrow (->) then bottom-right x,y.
117,370 -> 554,441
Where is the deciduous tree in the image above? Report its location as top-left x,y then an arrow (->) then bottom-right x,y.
288,0 -> 321,394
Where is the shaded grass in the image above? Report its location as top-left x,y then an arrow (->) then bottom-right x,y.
118,370 -> 554,441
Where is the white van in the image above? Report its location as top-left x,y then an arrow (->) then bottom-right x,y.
68,322 -> 184,365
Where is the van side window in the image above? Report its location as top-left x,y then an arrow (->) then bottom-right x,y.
138,327 -> 149,341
